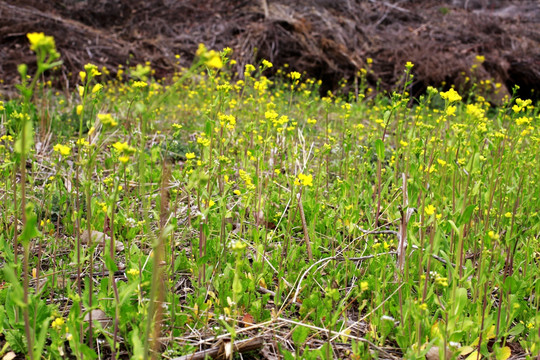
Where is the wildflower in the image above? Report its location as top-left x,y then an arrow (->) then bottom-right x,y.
289,71 -> 301,80
119,155 -> 129,164
51,317 -> 65,330
27,32 -> 57,54
504,212 -> 512,218
53,143 -> 71,156
133,81 -> 148,88
97,113 -> 118,127
231,240 -> 246,251
405,61 -> 414,70
233,189 -> 241,196
360,281 -> 369,291
205,53 -> 223,69
112,141 -> 135,154
127,268 -> 140,276
307,118 -> 317,124
295,173 -> 313,187
424,204 -> 436,216
437,159 -> 447,166
262,59 -> 273,68
76,138 -> 89,147
84,63 -> 101,77
419,303 -> 428,311
440,88 -> 462,103
488,230 -> 499,240
91,83 -> 103,94
446,105 -> 457,117
400,140 -> 408,147
76,104 -> 83,115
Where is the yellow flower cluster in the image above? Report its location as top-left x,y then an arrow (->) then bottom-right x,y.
112,141 -> 136,164
53,143 -> 71,156
97,113 -> 118,127
218,113 -> 236,130
440,88 -> 462,103
195,43 -> 223,69
295,173 -> 313,187
512,98 -> 532,113
27,32 -> 57,54
51,317 -> 65,330
238,169 -> 255,190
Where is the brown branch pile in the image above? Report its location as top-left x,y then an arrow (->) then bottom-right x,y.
1,0 -> 539,99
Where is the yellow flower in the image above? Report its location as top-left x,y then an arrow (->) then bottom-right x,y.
119,155 -> 129,163
488,230 -> 500,240
206,53 -> 223,69
437,159 -> 447,166
360,281 -> 369,291
289,71 -> 301,80
76,104 -> 83,115
51,317 -> 65,330
133,81 -> 148,88
424,204 -> 436,216
27,32 -> 56,52
97,113 -> 118,127
53,143 -> 71,156
79,71 -> 86,83
127,268 -> 140,276
405,61 -> 414,70
262,59 -> 273,68
185,152 -> 196,160
112,141 -> 135,154
400,140 -> 408,147
296,173 -> 313,187
91,84 -> 103,94
440,88 -> 462,103
446,105 -> 457,116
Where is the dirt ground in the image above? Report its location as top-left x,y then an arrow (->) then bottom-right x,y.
1,0 -> 539,100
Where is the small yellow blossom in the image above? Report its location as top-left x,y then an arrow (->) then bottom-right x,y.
424,204 -> 436,216
91,83 -> 103,94
440,88 -> 462,103
127,268 -> 140,276
185,152 -> 196,160
97,113 -> 118,127
133,81 -> 148,88
296,173 -> 313,187
53,143 -> 71,156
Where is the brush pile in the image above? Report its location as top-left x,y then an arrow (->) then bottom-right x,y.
1,0 -> 539,98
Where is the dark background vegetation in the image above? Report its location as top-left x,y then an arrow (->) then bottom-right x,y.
1,0 -> 539,100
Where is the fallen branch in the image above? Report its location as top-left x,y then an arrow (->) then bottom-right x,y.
171,337 -> 264,360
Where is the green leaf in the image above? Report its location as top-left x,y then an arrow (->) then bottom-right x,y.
14,119 -> 34,155
20,204 -> 41,246
375,139 -> 385,160
495,346 -> 511,360
292,325 -> 309,345
458,204 -> 476,226
507,323 -> 524,336
383,110 -> 391,122
232,273 -> 243,294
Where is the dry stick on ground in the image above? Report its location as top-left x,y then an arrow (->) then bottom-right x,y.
277,317 -> 399,360
297,191 -> 313,262
171,337 -> 264,360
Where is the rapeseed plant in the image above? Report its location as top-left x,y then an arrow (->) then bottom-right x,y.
1,33 -> 539,360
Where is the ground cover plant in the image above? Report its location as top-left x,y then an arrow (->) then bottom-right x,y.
0,33 -> 539,360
